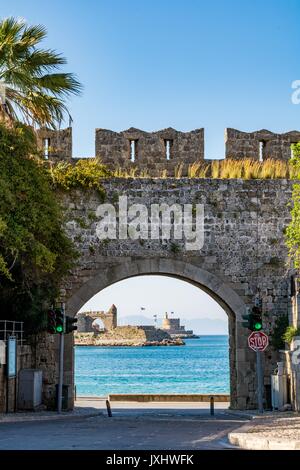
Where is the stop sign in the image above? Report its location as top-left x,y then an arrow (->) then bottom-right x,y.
248,331 -> 269,352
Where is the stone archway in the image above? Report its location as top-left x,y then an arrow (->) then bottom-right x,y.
66,258 -> 246,409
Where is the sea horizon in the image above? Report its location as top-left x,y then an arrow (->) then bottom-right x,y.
75,336 -> 230,397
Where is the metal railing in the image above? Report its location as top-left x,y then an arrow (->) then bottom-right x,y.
0,320 -> 24,345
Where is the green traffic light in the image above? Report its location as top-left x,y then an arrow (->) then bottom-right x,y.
56,325 -> 63,333
254,322 -> 262,331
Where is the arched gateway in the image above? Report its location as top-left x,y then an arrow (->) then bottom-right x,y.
40,177 -> 291,412
66,258 -> 244,408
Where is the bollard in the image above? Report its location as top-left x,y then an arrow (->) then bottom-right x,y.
210,396 -> 214,416
106,399 -> 112,417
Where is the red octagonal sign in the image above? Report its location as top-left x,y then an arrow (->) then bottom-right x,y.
248,331 -> 269,352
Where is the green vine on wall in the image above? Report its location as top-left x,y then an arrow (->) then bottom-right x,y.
0,122 -> 77,333
286,143 -> 300,267
48,158 -> 112,200
269,314 -> 289,351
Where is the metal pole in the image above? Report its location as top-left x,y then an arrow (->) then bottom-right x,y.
57,304 -> 65,414
210,396 -> 214,416
256,350 -> 264,413
6,333 -> 9,414
106,399 -> 112,417
14,339 -> 17,413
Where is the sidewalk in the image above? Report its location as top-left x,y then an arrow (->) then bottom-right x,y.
0,406 -> 102,424
228,413 -> 300,450
0,398 -> 233,424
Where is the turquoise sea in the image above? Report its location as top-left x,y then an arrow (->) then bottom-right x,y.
75,336 -> 230,396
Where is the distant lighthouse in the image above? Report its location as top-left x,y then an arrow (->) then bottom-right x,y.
161,312 -> 198,339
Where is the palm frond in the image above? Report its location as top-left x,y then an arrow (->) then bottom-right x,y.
0,16 -> 82,128
20,24 -> 47,47
34,73 -> 82,96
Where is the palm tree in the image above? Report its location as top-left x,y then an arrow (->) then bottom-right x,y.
0,17 -> 82,128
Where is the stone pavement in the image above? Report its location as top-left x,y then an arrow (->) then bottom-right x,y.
229,413 -> 300,450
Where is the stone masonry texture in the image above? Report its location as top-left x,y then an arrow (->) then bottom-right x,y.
225,128 -> 300,161
95,127 -> 204,176
36,127 -> 72,161
77,304 -> 117,332
35,126 -> 300,176
50,178 -> 294,411
2,178 -> 296,413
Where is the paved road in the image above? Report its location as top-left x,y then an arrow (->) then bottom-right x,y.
0,411 -> 246,450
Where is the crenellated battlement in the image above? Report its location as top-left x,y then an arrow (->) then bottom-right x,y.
37,126 -> 300,176
36,127 -> 73,161
95,127 -> 204,175
225,128 -> 300,161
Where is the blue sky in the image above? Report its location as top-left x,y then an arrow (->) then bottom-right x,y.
1,1 -> 298,332
78,276 -> 228,335
2,0 -> 300,158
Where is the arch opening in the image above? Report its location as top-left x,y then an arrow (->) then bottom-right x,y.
67,259 -> 245,408
75,275 -> 230,398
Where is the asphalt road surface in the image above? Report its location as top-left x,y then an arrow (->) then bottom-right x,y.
0,408 -> 247,450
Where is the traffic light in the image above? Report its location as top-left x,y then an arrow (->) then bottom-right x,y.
47,309 -> 56,334
55,308 -> 64,334
65,316 -> 78,334
242,304 -> 263,331
252,305 -> 262,331
242,307 -> 253,330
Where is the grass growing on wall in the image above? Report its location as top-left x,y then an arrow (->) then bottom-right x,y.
202,159 -> 298,180
105,159 -> 300,179
48,157 -> 300,183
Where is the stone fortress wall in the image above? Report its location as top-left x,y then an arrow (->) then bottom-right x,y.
36,127 -> 73,161
6,178 -> 298,411
75,305 -> 180,347
61,177 -> 294,410
161,313 -> 194,337
23,124 -> 300,411
37,126 -> 300,176
95,127 -> 204,175
77,304 -> 117,332
225,128 -> 300,161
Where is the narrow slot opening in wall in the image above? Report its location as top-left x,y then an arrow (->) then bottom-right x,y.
130,140 -> 138,162
164,139 -> 173,160
43,138 -> 50,160
259,141 -> 265,162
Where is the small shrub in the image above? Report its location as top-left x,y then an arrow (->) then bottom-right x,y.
268,257 -> 281,266
170,242 -> 181,253
74,217 -> 88,229
283,326 -> 300,344
87,211 -> 98,222
89,245 -> 95,255
49,158 -> 110,199
111,192 -> 119,204
270,314 -> 289,350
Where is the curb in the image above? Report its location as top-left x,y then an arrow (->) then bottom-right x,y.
0,409 -> 103,425
228,423 -> 300,450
